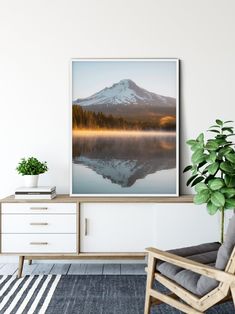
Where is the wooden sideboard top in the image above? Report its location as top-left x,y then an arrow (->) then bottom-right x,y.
1,194 -> 194,203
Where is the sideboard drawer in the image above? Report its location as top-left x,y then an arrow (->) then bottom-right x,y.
1,234 -> 77,253
1,203 -> 77,214
1,214 -> 77,234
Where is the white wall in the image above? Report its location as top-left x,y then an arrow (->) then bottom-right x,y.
0,0 -> 235,260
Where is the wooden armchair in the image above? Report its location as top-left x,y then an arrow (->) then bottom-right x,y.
144,216 -> 235,313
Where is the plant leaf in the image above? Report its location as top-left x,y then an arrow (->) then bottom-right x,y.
191,176 -> 205,187
216,134 -> 227,139
191,149 -> 206,164
226,134 -> 235,137
222,127 -> 233,134
205,175 -> 215,184
216,119 -> 223,126
208,129 -> 220,134
208,178 -> 224,191
186,175 -> 198,186
183,165 -> 192,173
220,187 -> 235,197
205,141 -> 220,151
206,151 -> 217,163
224,175 -> 235,188
207,201 -> 219,215
190,143 -> 202,151
202,169 -> 208,175
220,162 -> 234,174
214,138 -> 228,145
186,139 -> 197,146
197,161 -> 207,169
218,147 -> 233,157
207,162 -> 219,175
195,182 -> 208,193
225,198 -> 235,209
193,190 -> 210,205
224,120 -> 234,124
209,125 -> 221,128
211,191 -> 225,207
197,133 -> 204,143
191,165 -> 198,175
225,153 -> 235,164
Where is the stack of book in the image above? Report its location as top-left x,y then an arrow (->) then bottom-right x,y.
15,186 -> 56,200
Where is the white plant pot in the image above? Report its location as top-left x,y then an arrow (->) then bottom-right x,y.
23,175 -> 39,187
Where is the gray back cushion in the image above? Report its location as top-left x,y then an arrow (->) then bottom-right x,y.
197,214 -> 235,296
215,214 -> 235,270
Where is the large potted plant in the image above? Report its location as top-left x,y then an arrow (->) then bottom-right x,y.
184,120 -> 235,243
16,157 -> 48,187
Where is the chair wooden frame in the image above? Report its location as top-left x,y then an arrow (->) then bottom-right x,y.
144,247 -> 235,314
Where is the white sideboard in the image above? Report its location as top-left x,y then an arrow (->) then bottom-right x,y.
1,203 -> 77,254
1,194 -> 215,277
80,203 -> 155,252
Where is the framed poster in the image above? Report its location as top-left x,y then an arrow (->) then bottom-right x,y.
70,58 -> 179,196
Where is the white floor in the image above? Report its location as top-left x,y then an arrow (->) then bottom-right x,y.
0,263 -> 147,276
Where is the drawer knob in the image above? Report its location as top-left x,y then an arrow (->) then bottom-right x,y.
30,222 -> 48,226
30,242 -> 48,245
30,207 -> 48,210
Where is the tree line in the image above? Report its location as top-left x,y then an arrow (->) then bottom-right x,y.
72,105 -> 176,131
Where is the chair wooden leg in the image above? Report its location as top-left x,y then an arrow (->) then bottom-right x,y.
28,259 -> 32,265
17,256 -> 25,278
144,254 -> 156,314
230,281 -> 235,307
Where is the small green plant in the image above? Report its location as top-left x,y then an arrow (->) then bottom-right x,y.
184,120 -> 235,243
16,157 -> 48,176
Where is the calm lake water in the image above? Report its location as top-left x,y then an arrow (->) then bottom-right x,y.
72,131 -> 176,195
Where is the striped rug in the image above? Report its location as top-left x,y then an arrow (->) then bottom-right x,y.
0,275 -> 233,313
0,275 -> 61,314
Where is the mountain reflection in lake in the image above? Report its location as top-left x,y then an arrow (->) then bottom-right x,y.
72,131 -> 176,195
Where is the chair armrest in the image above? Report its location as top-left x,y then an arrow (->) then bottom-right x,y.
145,247 -> 234,284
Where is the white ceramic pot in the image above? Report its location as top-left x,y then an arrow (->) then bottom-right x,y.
24,175 -> 39,187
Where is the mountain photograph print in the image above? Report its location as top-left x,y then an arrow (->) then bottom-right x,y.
71,59 -> 179,196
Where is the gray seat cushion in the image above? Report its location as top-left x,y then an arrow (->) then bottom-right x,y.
156,242 -> 220,296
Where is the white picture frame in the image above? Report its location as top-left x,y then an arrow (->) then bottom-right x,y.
70,58 -> 179,197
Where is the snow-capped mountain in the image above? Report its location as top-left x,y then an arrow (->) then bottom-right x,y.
73,79 -> 175,107
73,156 -> 175,187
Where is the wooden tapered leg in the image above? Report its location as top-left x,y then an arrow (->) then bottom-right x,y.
17,256 -> 25,278
28,259 -> 32,265
144,254 -> 156,314
230,281 -> 235,307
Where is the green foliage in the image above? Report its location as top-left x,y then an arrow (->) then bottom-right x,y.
16,157 -> 48,176
184,120 -> 235,215
72,105 -> 176,131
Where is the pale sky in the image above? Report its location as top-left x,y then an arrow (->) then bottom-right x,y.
72,59 -> 177,100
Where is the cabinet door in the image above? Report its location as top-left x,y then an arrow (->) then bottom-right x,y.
80,203 -> 155,252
